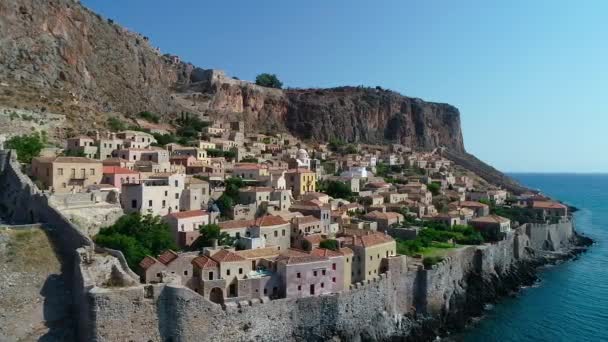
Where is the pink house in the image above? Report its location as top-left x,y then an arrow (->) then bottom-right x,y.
102,166 -> 140,188
275,249 -> 341,298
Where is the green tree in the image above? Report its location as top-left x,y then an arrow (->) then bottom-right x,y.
427,182 -> 441,196
319,239 -> 339,251
255,73 -> 283,89
318,180 -> 353,200
240,156 -> 258,163
94,213 -> 177,269
5,132 -> 46,163
196,224 -> 235,247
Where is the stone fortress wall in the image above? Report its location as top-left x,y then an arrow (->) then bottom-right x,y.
0,148 -> 580,341
85,221 -> 577,342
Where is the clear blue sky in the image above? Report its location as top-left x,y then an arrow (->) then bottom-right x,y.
82,0 -> 608,173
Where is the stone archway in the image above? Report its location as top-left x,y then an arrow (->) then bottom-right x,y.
209,287 -> 224,304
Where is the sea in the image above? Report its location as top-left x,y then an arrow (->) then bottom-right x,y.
457,173 -> 608,342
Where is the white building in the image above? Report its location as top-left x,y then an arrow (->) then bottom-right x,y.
121,173 -> 186,216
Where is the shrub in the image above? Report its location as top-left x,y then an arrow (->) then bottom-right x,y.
423,256 -> 444,269
138,111 -> 160,123
319,239 -> 339,251
94,213 -> 177,269
427,182 -> 441,196
5,132 -> 46,163
255,73 -> 283,89
107,117 -> 126,131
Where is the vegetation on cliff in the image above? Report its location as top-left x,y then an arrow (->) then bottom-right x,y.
255,73 -> 283,89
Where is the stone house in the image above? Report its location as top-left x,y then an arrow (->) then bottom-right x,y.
470,215 -> 511,241
31,156 -> 103,193
363,211 -> 404,231
139,250 -> 198,287
65,136 -> 97,159
121,173 -> 186,216
180,177 -> 210,211
289,201 -> 332,234
382,192 -> 408,204
457,201 -> 490,217
341,232 -> 396,283
218,215 -> 291,251
530,200 -> 568,221
116,130 -> 157,148
274,249 -> 337,299
163,210 -> 210,248
102,166 -> 140,189
285,168 -> 316,198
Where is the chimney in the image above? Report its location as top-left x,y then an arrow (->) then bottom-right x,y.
211,238 -> 218,249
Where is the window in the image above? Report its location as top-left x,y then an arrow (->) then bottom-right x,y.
227,269 -> 231,276
175,193 -> 179,199
298,285 -> 301,291
313,271 -> 317,277
131,200 -> 137,208
332,277 -> 336,283
332,263 -> 336,270
346,258 -> 349,263
239,268 -> 243,274
370,256 -> 373,261
264,288 -> 267,295
208,271 -> 213,280
58,168 -> 63,176
322,270 -> 326,276
162,200 -> 166,208
165,191 -> 168,196
321,283 -> 324,288
274,231 -> 278,237
90,168 -> 95,175
71,168 -> 75,177
175,180 -> 179,187
148,200 -> 153,207
184,270 -> 188,276
297,272 -> 301,278
282,229 -> 285,236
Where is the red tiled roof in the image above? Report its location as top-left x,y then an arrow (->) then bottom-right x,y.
139,256 -> 157,270
532,201 -> 568,210
459,201 -> 489,208
309,248 -> 343,257
102,166 -> 139,175
210,249 -> 246,263
294,215 -> 321,225
255,215 -> 289,227
275,249 -> 328,265
191,255 -> 219,269
346,232 -> 395,248
219,219 -> 253,230
166,210 -> 208,219
157,250 -> 179,265
236,247 -> 281,259
233,163 -> 265,169
470,215 -> 510,224
304,234 -> 324,244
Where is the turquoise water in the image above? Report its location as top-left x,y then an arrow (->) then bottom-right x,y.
460,174 -> 608,342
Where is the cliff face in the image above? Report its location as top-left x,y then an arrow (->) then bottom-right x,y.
0,0 -> 465,153
0,0 -> 191,129
284,87 -> 465,152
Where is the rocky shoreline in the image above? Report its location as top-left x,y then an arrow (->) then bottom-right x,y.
406,232 -> 593,342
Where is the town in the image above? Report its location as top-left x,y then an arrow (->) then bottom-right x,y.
3,113 -> 570,306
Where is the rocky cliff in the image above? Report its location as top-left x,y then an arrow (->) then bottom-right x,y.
0,0 -> 464,152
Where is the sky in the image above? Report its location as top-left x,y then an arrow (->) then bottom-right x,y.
82,0 -> 608,173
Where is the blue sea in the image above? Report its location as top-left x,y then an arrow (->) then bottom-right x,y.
459,174 -> 608,342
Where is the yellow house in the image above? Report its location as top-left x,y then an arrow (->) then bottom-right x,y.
343,232 -> 396,283
285,168 -> 316,198
31,156 -> 103,193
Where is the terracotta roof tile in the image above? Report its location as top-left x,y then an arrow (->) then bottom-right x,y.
236,247 -> 281,259
157,250 -> 179,265
532,201 -> 568,210
470,215 -> 510,224
102,166 -> 139,175
210,249 -> 246,263
139,256 -> 157,270
309,248 -> 343,257
191,255 -> 219,269
166,210 -> 208,219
